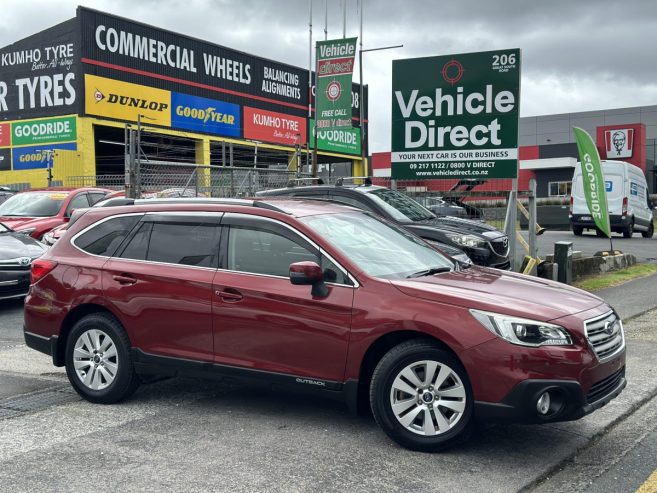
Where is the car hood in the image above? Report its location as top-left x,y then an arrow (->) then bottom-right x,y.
0,217 -> 42,230
0,232 -> 48,260
390,267 -> 604,321
412,216 -> 503,238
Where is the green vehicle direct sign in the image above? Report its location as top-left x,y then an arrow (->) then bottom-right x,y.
391,49 -> 520,179
316,37 -> 357,129
11,116 -> 77,146
309,119 -> 360,155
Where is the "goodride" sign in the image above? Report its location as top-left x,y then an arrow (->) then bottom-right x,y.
391,49 -> 520,180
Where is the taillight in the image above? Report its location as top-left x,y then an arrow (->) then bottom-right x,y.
31,259 -> 57,285
622,197 -> 628,217
569,196 -> 573,215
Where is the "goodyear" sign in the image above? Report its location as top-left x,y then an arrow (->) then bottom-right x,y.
11,142 -> 77,170
171,93 -> 240,137
84,74 -> 171,126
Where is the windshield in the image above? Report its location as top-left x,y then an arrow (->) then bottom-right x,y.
0,192 -> 68,217
301,212 -> 453,279
366,189 -> 435,222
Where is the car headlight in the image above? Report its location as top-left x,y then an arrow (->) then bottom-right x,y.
17,227 -> 36,236
446,233 -> 486,248
470,309 -> 572,347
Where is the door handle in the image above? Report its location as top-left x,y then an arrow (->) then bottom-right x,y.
216,289 -> 243,302
112,274 -> 137,285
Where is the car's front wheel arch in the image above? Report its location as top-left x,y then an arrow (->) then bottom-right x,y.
354,331 -> 460,416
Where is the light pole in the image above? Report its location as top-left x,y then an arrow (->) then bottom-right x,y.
359,44 -> 402,177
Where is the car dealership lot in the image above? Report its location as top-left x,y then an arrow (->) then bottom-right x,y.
2,298 -> 657,492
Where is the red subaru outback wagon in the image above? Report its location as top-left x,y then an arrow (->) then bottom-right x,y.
23,199 -> 626,451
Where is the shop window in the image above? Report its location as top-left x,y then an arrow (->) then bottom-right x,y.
549,181 -> 572,197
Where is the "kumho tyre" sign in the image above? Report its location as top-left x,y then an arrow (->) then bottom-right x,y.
391,49 -> 520,179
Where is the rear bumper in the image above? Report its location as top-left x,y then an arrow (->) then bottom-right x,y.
24,328 -> 61,366
570,214 -> 630,230
474,367 -> 626,424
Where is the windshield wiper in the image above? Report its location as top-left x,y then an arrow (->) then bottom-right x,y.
406,267 -> 452,278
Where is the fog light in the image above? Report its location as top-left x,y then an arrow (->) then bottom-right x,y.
537,392 -> 551,415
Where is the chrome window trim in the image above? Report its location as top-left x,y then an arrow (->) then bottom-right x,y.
70,212 -> 146,259
584,310 -> 625,362
215,268 -> 356,289
102,255 -> 219,273
224,213 -> 359,288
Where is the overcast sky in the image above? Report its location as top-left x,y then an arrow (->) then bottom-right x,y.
1,0 -> 656,152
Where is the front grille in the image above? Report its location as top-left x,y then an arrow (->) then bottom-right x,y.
489,237 -> 509,257
586,367 -> 625,404
585,311 -> 625,360
0,283 -> 29,298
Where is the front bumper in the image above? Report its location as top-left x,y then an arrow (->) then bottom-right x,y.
474,367 -> 626,424
461,304 -> 626,424
0,268 -> 31,300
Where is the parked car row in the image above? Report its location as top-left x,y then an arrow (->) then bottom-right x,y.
257,183 -> 511,269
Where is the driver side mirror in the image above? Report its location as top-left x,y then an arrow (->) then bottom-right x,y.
289,261 -> 328,298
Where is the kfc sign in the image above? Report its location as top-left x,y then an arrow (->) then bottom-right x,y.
604,128 -> 634,158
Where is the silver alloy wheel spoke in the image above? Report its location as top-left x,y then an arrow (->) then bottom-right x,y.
390,359 -> 467,436
437,398 -> 466,413
423,409 -> 435,435
73,328 -> 117,391
424,361 -> 438,386
391,378 -> 417,397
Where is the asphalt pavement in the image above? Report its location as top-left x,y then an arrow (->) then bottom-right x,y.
0,273 -> 656,492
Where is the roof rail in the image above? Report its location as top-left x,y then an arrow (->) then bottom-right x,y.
98,196 -> 290,215
335,176 -> 373,187
286,177 -> 325,187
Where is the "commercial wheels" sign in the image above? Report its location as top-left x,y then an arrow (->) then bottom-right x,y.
391,49 -> 520,180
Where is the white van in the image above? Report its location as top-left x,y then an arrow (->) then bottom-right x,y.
570,160 -> 654,238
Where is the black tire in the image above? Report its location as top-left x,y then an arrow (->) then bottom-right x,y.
595,228 -> 606,238
642,222 -> 654,239
65,313 -> 140,404
572,225 -> 583,236
369,340 -> 474,452
623,219 -> 634,239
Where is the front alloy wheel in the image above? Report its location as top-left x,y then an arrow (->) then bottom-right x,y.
390,360 -> 467,436
370,341 -> 474,452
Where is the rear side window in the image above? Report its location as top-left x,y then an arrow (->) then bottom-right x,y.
74,215 -> 142,256
118,221 -> 221,268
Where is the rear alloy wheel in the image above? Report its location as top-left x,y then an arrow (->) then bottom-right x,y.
65,313 -> 140,403
642,222 -> 654,239
572,226 -> 583,236
623,220 -> 634,239
370,341 -> 473,452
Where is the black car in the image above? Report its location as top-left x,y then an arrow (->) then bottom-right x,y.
257,184 -> 510,269
0,222 -> 48,300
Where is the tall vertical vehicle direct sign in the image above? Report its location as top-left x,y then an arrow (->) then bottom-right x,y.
316,37 -> 357,129
391,49 -> 520,179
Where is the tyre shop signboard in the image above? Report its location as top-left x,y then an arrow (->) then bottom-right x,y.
391,49 -> 520,179
0,116 -> 77,171
0,19 -> 78,120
